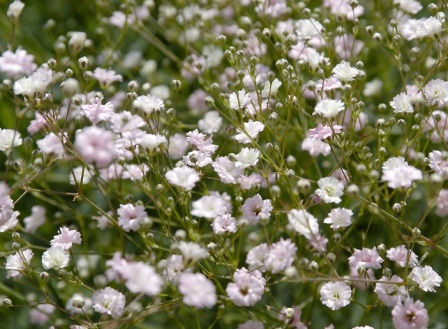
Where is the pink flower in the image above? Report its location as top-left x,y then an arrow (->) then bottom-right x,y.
374,275 -> 408,307
226,268 -> 266,306
241,194 -> 273,224
265,238 -> 297,273
428,150 -> 448,178
348,247 -> 383,270
392,299 -> 428,329
92,286 -> 126,318
178,273 -> 217,308
212,213 -> 237,234
75,126 -> 116,168
386,245 -> 419,268
246,243 -> 269,272
80,97 -> 115,124
37,132 -> 64,156
117,203 -> 147,232
92,67 -> 122,88
50,227 -> 82,250
0,48 -> 37,78
213,156 -> 244,184
436,189 -> 448,216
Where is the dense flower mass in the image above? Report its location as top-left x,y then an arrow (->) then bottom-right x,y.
2,0 -> 448,327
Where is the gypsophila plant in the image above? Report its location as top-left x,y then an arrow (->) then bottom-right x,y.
1,0 -> 448,328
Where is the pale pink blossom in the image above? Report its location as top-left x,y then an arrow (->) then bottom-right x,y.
50,227 -> 82,250
117,203 -> 147,232
92,68 -> 123,88
37,132 -> 64,156
0,48 -> 37,78
213,156 -> 244,184
80,97 -> 115,124
246,243 -> 269,272
226,268 -> 266,306
75,126 -> 116,168
265,238 -> 297,273
386,245 -> 419,268
374,275 -> 408,307
241,194 -> 273,224
392,299 -> 428,329
348,247 -> 383,270
212,213 -> 237,234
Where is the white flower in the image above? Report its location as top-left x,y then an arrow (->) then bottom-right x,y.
191,192 -> 232,219
390,92 -> 414,113
313,99 -> 345,119
42,247 -> 70,270
332,61 -> 359,83
261,78 -> 282,97
324,208 -> 353,230
235,120 -> 265,144
416,16 -> 443,39
137,133 -> 167,152
382,164 -> 422,189
393,0 -> 422,14
315,177 -> 344,204
0,129 -> 22,152
234,148 -> 260,168
23,205 -> 46,233
229,89 -> 251,110
5,249 -> 33,279
287,209 -> 319,239
178,273 -> 217,308
133,94 -> 165,113
198,111 -> 222,134
92,287 -> 126,319
121,262 -> 163,296
165,166 -> 200,190
409,265 -> 443,292
320,281 -> 352,310
177,241 -> 207,266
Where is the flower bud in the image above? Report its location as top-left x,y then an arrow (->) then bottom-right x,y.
7,0 -> 25,22
68,31 -> 86,54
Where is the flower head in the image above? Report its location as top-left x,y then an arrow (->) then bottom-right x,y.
320,281 -> 352,310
